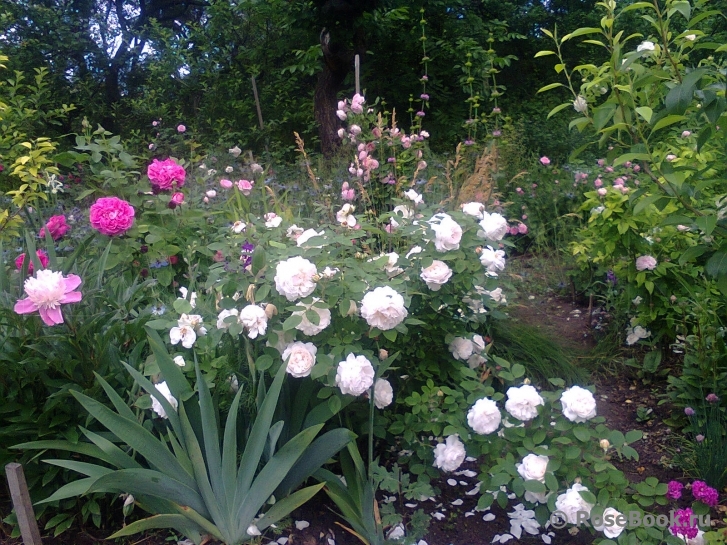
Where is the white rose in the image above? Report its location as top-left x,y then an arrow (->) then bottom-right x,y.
297,228 -> 326,248
449,337 -> 474,360
282,341 -> 317,378
517,454 -> 549,482
170,324 -> 196,349
555,483 -> 594,524
479,246 -> 506,275
433,435 -> 466,472
292,299 -> 331,335
360,286 -> 408,331
560,386 -> 597,422
467,398 -> 501,435
238,304 -> 268,339
286,224 -> 304,240
216,308 -> 239,330
370,252 -> 402,275
336,204 -> 357,227
478,212 -> 509,241
467,353 -> 487,369
173,355 -> 186,367
429,213 -> 463,252
274,256 -> 318,301
592,507 -> 626,539
462,202 -> 485,219
404,189 -> 424,205
264,213 -> 282,228
406,245 -> 423,259
637,40 -> 655,52
626,325 -> 650,345
335,353 -> 375,396
374,378 -> 394,408
484,287 -> 506,303
420,260 -> 453,291
151,381 -> 178,419
505,384 -> 544,421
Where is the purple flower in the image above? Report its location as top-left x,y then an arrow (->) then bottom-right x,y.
692,481 -> 719,507
685,407 -> 695,416
240,242 -> 255,268
420,93 -> 430,101
670,508 -> 698,540
706,393 -> 720,403
606,270 -> 617,285
492,130 -> 502,137
416,111 -> 426,117
666,480 -> 684,500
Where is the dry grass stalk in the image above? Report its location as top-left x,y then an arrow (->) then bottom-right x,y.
294,132 -> 320,193
456,146 -> 497,206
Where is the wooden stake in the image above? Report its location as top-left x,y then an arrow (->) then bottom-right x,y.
355,54 -> 360,96
251,75 -> 264,130
5,463 -> 42,545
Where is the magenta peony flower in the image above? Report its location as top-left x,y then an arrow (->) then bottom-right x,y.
14,269 -> 83,326
15,250 -> 50,274
147,158 -> 186,191
39,215 -> 70,241
90,196 -> 135,236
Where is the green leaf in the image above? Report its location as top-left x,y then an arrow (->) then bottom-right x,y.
652,114 -> 687,133
573,427 -> 591,442
534,50 -> 557,58
593,103 -> 617,131
537,82 -> 565,94
635,106 -> 653,122
36,477 -> 97,504
613,152 -> 651,166
107,514 -> 204,543
194,362 -> 223,511
547,102 -> 573,119
665,69 -> 705,115
257,483 -> 326,531
561,27 -> 602,42
670,1 -> 690,20
642,351 -> 661,373
706,252 -> 727,277
695,214 -> 717,236
523,480 -> 546,493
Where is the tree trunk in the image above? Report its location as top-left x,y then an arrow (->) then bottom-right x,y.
314,29 -> 351,157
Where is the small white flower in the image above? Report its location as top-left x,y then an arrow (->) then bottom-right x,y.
173,355 -> 186,367
478,212 -> 509,241
484,287 -> 506,304
393,204 -> 414,218
626,324 -> 651,345
406,245 -> 423,259
479,246 -> 506,275
238,304 -> 268,339
225,166 -> 234,173
286,224 -> 304,240
573,95 -> 588,113
205,190 -> 217,198
250,163 -> 263,173
555,483 -> 594,524
336,203 -> 357,227
151,381 -> 178,419
321,266 -> 339,278
685,34 -> 697,41
229,145 -> 242,157
231,221 -> 247,234
335,353 -> 375,396
433,435 -> 466,472
178,287 -> 197,308
297,228 -> 326,248
462,202 -> 486,219
404,189 -> 424,205
374,378 -> 394,408
170,323 -> 197,349
264,212 -> 282,228
637,40 -> 655,52
592,507 -> 626,539
450,337 -> 475,360
291,298 -> 331,336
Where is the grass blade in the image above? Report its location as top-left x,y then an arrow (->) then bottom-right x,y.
107,514 -> 203,544
222,385 -> 243,516
256,483 -> 325,530
193,361 -> 223,509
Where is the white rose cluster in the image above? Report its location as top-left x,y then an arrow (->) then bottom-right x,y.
505,384 -> 544,421
274,256 -> 317,301
420,260 -> 453,291
360,286 -> 408,331
467,397 -> 501,434
449,334 -> 488,369
335,353 -> 375,396
560,386 -> 597,422
433,435 -> 466,472
282,341 -> 317,378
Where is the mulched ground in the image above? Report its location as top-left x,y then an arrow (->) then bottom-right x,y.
1,289 -> 719,545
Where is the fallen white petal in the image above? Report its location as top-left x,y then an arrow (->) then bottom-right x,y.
465,456 -> 477,462
277,539 -> 289,545
459,481 -> 468,486
451,499 -> 464,506
465,511 -> 475,517
247,524 -> 261,536
328,539 -> 335,545
483,513 -> 496,522
456,469 -> 478,478
431,512 -> 446,520
447,478 -> 457,486
542,536 -> 552,544
295,520 -> 310,530
405,503 -> 418,508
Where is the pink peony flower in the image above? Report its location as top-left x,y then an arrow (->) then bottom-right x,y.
635,255 -> 657,271
39,215 -> 70,241
170,192 -> 185,206
14,269 -> 83,326
509,226 -> 519,236
15,250 -> 50,274
540,156 -> 551,166
147,158 -> 186,191
594,178 -> 603,187
518,223 -> 528,234
89,196 -> 135,236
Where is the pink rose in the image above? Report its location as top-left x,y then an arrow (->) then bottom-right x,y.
147,158 -> 186,191
518,223 -> 528,234
89,196 -> 135,236
177,124 -> 186,133
15,250 -> 50,274
220,178 -> 233,189
635,255 -> 657,271
39,215 -> 70,241
540,156 -> 551,166
171,192 -> 185,205
237,179 -> 253,195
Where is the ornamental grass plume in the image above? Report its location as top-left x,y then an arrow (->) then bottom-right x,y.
89,196 -> 135,236
14,269 -> 83,326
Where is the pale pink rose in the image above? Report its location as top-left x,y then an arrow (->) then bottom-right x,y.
597,188 -> 607,196
147,158 -> 186,190
517,223 -> 528,235
14,269 -> 83,326
15,250 -> 50,274
635,255 -> 657,271
177,124 -> 186,133
220,178 -> 233,189
237,179 -> 253,195
170,192 -> 185,205
39,215 -> 70,241
540,156 -> 551,166
89,196 -> 135,236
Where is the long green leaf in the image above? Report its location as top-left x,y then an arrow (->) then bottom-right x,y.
87,469 -> 209,519
177,403 -> 228,539
145,327 -> 194,401
80,428 -> 142,470
61,233 -> 95,275
194,361 -> 223,507
95,239 -> 113,289
222,386 -> 244,516
36,477 -> 98,504
236,424 -> 323,534
313,469 -> 361,522
94,372 -> 136,421
71,391 -> 196,489
42,459 -> 113,478
235,365 -> 286,501
256,483 -> 325,531
107,514 -> 203,544
275,428 -> 356,497
13,439 -> 111,463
